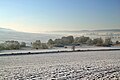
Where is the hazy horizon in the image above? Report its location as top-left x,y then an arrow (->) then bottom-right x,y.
0,0 -> 120,33
0,27 -> 120,44
0,27 -> 120,33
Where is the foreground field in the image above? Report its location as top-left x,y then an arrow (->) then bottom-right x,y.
0,51 -> 120,80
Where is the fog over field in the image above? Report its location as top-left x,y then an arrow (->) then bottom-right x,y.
0,28 -> 120,79
0,28 -> 120,44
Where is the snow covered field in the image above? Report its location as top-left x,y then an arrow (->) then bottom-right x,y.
0,51 -> 120,80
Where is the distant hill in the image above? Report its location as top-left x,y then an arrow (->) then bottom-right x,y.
92,29 -> 120,32
0,28 -> 62,45
0,27 -> 16,32
51,29 -> 120,33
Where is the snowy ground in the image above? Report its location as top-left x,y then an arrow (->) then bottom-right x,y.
0,50 -> 120,80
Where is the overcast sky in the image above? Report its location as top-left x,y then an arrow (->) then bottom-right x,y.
0,0 -> 120,32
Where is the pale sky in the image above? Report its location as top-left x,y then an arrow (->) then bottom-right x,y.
0,0 -> 120,32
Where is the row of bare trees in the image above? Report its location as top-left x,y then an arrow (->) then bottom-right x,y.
0,36 -> 119,50
47,36 -> 113,47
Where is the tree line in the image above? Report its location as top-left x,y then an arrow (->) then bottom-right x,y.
0,36 -> 119,50
47,36 -> 113,47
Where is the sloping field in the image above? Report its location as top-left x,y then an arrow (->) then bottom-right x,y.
0,51 -> 120,80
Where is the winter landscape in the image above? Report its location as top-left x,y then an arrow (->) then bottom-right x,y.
0,0 -> 120,80
0,28 -> 120,80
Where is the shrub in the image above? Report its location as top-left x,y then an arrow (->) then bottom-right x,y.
0,40 -> 20,50
20,42 -> 26,47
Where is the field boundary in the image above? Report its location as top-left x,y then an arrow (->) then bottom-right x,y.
0,48 -> 120,56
